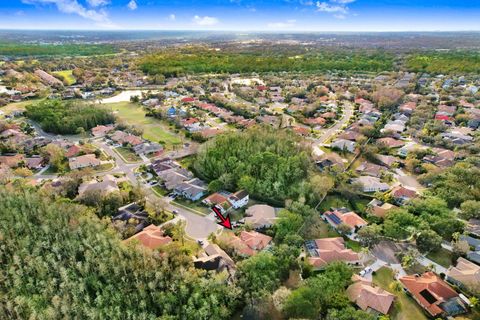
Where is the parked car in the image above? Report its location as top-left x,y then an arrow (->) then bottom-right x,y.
172,210 -> 179,215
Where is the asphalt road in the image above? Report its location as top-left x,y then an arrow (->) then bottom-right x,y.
95,140 -> 220,240
316,101 -> 354,145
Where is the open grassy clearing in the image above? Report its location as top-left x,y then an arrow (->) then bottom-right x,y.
114,146 -> 141,163
0,99 -> 42,117
426,248 -> 454,268
373,267 -> 428,320
104,102 -> 182,148
52,70 -> 76,85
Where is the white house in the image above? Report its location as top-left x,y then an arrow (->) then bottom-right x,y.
352,176 -> 390,193
228,190 -> 249,209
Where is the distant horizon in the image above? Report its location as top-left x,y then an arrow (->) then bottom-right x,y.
1,29 -> 480,33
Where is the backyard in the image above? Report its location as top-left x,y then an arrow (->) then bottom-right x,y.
52,70 -> 76,85
373,267 -> 428,320
104,102 -> 182,148
426,248 -> 454,268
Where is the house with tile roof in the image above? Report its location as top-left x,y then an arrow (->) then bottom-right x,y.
124,224 -> 172,250
69,154 -> 101,170
306,237 -> 360,270
367,199 -> 398,219
390,185 -> 418,204
245,204 -> 277,229
323,208 -> 368,234
446,257 -> 480,293
346,275 -> 395,315
228,231 -> 272,256
399,272 -> 467,317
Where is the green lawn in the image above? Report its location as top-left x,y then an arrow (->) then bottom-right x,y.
104,102 -> 182,148
172,198 -> 211,215
319,195 -> 351,212
152,185 -> 168,196
301,215 -> 340,239
426,248 -> 453,268
52,70 -> 76,85
373,267 -> 428,320
345,239 -> 362,252
114,147 -> 141,163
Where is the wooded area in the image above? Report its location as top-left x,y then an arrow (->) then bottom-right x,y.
25,100 -> 115,134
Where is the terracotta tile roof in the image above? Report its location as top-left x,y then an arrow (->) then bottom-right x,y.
347,275 -> 395,315
228,231 -> 272,256
391,186 -> 417,200
324,210 -> 367,229
308,237 -> 360,269
66,145 -> 82,158
399,272 -> 460,317
203,192 -> 228,205
124,224 -> 172,250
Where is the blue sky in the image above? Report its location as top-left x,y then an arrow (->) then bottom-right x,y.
1,0 -> 480,31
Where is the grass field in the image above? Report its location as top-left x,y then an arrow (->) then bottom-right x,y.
114,147 -> 141,163
52,70 -> 76,85
104,102 -> 182,148
373,267 -> 428,320
0,99 -> 41,118
426,248 -> 453,268
301,215 -> 340,239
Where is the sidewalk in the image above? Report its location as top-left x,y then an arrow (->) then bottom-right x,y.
416,255 -> 447,274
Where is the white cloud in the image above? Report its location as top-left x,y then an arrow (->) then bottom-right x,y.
316,2 -> 347,14
267,19 -> 297,29
316,0 -> 355,18
169,14 -> 176,20
86,0 -> 109,7
21,0 -> 116,26
193,15 -> 219,26
127,0 -> 137,10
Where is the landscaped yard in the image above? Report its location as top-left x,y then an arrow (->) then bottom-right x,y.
373,267 -> 428,320
318,194 -> 371,214
426,248 -> 453,268
114,146 -> 141,163
301,215 -> 340,239
52,70 -> 76,85
104,102 -> 182,148
152,185 -> 168,196
172,198 -> 211,215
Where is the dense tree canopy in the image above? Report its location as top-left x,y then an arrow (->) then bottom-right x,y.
0,186 -> 239,319
407,51 -> 480,74
0,42 -> 117,57
26,100 -> 115,134
194,126 -> 313,203
420,162 -> 480,208
139,49 -> 394,76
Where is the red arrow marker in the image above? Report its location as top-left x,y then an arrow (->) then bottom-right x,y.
212,206 -> 232,230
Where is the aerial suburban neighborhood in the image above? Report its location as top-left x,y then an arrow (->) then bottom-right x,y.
1,7 -> 480,320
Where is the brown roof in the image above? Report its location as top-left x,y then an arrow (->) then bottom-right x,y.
400,272 -> 459,317
0,154 -> 25,168
369,202 -> 398,218
203,193 -> 228,205
391,186 -> 417,200
347,275 -> 395,315
124,224 -> 172,250
446,257 -> 480,291
377,137 -> 405,148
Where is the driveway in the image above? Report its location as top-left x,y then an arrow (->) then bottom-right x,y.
372,240 -> 403,264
